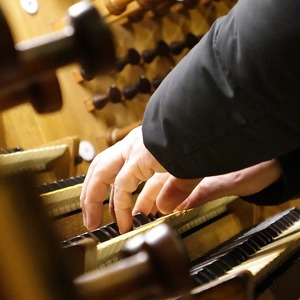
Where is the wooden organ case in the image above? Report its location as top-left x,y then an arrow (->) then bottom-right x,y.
0,0 -> 300,299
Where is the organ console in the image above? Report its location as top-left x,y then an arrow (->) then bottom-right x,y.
1,0 -> 300,299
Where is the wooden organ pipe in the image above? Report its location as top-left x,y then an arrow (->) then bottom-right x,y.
123,75 -> 152,99
0,2 -> 116,113
101,120 -> 142,146
181,0 -> 202,9
86,74 -> 166,112
85,85 -> 122,111
74,224 -> 193,300
141,40 -> 170,63
116,48 -> 141,72
151,75 -> 164,89
151,0 -> 176,16
170,33 -> 202,55
104,0 -> 160,15
125,0 -> 173,20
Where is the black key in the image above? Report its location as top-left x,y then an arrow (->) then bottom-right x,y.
238,241 -> 257,256
290,209 -> 300,219
247,238 -> 261,251
287,211 -> 300,222
57,179 -> 68,188
231,247 -> 249,261
108,222 -> 120,232
205,261 -> 227,277
92,228 -> 112,242
273,219 -> 288,231
133,216 -> 142,227
220,252 -> 242,267
249,234 -> 267,247
217,259 -> 233,272
133,212 -> 152,225
65,177 -> 81,186
282,215 -> 294,226
265,226 -> 280,238
194,269 -> 210,284
102,224 -> 120,237
61,240 -> 71,247
198,268 -> 217,281
38,184 -> 53,193
82,232 -> 99,242
148,213 -> 156,221
69,235 -> 84,243
256,231 -> 272,244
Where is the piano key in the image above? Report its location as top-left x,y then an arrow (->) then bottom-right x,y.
273,219 -> 289,231
264,226 -> 280,238
238,241 -> 257,256
82,232 -> 99,242
204,261 -> 227,277
256,231 -> 273,243
281,215 -> 294,226
228,247 -> 249,263
148,213 -> 156,221
191,207 -> 300,287
250,234 -> 269,248
197,268 -> 217,281
133,212 -> 153,226
56,179 -> 68,189
70,236 -> 84,243
216,259 -> 233,272
91,228 -> 112,242
38,175 -> 86,194
290,209 -> 300,219
194,270 -> 210,284
102,224 -> 120,238
61,197 -> 238,267
61,240 -> 71,247
247,238 -> 261,251
286,211 -> 300,222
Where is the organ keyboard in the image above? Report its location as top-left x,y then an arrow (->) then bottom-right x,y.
61,196 -> 237,268
64,204 -> 300,299
0,144 -> 68,176
190,208 -> 300,282
190,207 -> 300,299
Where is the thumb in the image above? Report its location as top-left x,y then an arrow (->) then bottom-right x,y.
156,176 -> 202,214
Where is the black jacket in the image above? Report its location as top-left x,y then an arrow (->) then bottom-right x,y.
142,0 -> 300,204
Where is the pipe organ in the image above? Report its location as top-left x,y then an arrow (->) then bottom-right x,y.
0,0 -> 300,299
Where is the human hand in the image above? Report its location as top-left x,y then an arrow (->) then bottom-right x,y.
133,159 -> 283,215
81,124 -> 282,233
80,126 -> 166,233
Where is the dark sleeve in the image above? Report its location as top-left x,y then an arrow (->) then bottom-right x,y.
241,147 -> 300,205
142,0 -> 300,179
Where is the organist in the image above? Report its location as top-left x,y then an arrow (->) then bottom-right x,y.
80,0 -> 300,234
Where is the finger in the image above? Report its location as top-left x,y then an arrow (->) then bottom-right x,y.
156,177 -> 202,214
150,202 -> 159,216
109,184 -> 116,222
80,153 -> 101,209
175,178 -> 213,211
113,163 -> 154,233
80,146 -> 125,230
133,173 -> 169,216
